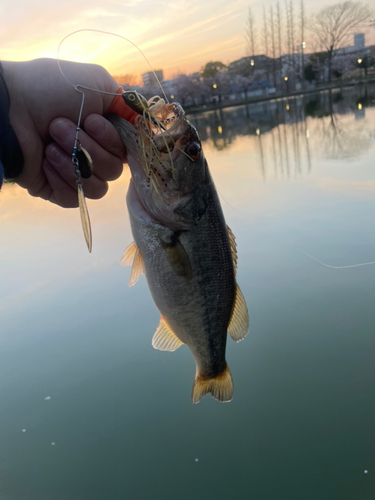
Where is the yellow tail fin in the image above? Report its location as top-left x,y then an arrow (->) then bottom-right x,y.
191,363 -> 233,404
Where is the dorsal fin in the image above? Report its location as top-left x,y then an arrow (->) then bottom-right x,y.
128,248 -> 145,287
228,284 -> 249,342
120,241 -> 138,266
227,225 -> 238,278
152,316 -> 184,351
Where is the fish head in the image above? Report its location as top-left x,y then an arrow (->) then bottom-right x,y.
108,103 -> 209,230
140,104 -> 209,229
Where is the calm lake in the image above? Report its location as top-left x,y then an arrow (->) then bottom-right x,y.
1,84 -> 375,500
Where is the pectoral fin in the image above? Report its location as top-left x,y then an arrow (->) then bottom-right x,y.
152,316 -> 184,351
164,239 -> 193,281
120,242 -> 145,287
128,248 -> 145,287
228,284 -> 249,342
227,225 -> 238,278
120,241 -> 137,266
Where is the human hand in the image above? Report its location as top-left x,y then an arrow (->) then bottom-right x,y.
2,58 -> 127,208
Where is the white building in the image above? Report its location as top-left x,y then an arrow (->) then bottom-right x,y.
142,70 -> 164,87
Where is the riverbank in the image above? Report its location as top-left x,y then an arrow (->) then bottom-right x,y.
185,77 -> 375,115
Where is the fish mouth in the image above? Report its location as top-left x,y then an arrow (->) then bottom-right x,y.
152,112 -> 201,164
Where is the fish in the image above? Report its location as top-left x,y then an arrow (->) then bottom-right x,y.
108,100 -> 249,403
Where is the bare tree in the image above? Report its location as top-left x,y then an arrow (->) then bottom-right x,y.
287,0 -> 298,79
307,1 -> 373,82
269,6 -> 277,85
277,1 -> 283,60
276,1 -> 284,83
245,7 -> 257,56
300,0 -> 305,78
285,0 -> 292,68
290,1 -> 296,61
263,5 -> 269,57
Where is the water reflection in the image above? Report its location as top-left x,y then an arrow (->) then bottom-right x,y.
1,83 -> 375,500
189,84 -> 375,178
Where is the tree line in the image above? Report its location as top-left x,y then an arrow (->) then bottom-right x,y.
116,1 -> 374,106
245,0 -> 373,83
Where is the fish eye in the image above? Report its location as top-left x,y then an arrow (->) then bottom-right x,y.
128,94 -> 135,101
187,142 -> 201,160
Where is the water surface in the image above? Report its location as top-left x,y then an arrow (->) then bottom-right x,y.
1,84 -> 375,499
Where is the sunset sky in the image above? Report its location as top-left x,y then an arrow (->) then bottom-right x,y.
1,0 -> 374,82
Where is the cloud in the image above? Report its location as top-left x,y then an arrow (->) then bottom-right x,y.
1,0 -> 251,77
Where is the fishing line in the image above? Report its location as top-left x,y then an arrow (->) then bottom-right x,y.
296,247 -> 375,269
265,220 -> 375,270
57,29 -> 168,103
217,188 -> 247,217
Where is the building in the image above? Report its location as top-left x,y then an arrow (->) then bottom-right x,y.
337,33 -> 367,55
228,55 -> 273,75
142,70 -> 164,87
354,33 -> 365,49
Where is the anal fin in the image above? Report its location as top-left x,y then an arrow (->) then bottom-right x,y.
152,316 -> 184,351
192,363 -> 233,404
228,284 -> 249,342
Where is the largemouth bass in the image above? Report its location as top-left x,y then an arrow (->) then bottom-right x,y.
108,100 -> 249,403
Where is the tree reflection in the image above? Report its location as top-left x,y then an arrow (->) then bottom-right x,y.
188,84 -> 375,177
318,88 -> 374,160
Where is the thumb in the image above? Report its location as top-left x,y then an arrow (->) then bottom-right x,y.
84,114 -> 127,163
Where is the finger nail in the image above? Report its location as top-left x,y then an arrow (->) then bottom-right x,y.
46,145 -> 65,165
85,116 -> 107,136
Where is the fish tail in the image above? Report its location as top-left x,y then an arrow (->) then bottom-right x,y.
191,363 -> 233,404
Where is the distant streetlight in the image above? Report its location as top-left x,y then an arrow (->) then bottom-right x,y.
213,83 -> 217,89
256,128 -> 260,136
302,42 -> 306,49
284,76 -> 289,94
358,103 -> 362,110
250,59 -> 255,66
170,94 -> 174,99
286,103 -> 290,111
218,126 -> 223,134
358,58 -> 362,64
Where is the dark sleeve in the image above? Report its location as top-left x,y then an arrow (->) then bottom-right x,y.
0,63 -> 24,189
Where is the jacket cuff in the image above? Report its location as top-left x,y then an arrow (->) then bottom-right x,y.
0,62 -> 24,181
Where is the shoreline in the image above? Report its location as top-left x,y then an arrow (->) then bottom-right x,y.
185,77 -> 375,115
